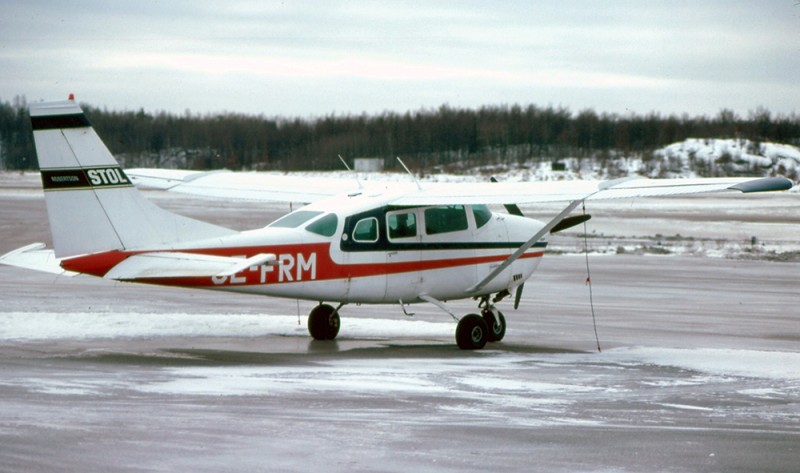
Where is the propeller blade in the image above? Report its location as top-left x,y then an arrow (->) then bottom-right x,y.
550,214 -> 591,233
490,177 -> 524,216
514,283 -> 524,310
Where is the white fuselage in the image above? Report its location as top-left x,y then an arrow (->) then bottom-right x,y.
62,192 -> 547,305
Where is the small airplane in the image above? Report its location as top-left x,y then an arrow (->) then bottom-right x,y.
0,98 -> 794,349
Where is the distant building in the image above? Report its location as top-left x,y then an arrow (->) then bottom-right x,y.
354,158 -> 384,172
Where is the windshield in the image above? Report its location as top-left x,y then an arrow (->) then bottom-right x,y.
472,204 -> 492,228
305,213 -> 338,237
268,210 -> 323,228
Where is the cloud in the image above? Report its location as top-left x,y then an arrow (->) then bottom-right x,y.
101,51 -> 672,91
1,1 -> 798,116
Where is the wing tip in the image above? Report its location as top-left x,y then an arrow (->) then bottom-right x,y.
728,177 -> 794,193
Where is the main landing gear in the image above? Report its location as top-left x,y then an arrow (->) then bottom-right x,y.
455,306 -> 507,350
306,300 -> 507,350
307,303 -> 341,340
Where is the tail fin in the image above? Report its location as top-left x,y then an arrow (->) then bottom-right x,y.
31,99 -> 235,258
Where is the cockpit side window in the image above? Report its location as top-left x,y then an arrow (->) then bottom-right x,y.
387,211 -> 417,240
353,217 -> 379,242
268,210 -> 323,228
305,213 -> 338,237
424,205 -> 468,235
472,204 -> 492,228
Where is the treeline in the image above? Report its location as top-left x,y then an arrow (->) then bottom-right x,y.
1,95 -> 799,171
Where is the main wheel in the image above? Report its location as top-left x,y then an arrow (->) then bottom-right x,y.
455,313 -> 489,350
482,308 -> 507,342
307,304 -> 340,340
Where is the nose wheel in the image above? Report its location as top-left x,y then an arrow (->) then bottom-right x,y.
482,307 -> 506,342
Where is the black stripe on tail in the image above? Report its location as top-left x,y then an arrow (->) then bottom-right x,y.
41,166 -> 132,191
31,113 -> 91,131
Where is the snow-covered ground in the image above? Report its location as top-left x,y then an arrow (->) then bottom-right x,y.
1,174 -> 798,472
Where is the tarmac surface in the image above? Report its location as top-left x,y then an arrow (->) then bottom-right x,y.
0,174 -> 798,472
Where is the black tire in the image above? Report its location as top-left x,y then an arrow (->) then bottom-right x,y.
482,308 -> 507,342
456,313 -> 489,350
307,304 -> 340,340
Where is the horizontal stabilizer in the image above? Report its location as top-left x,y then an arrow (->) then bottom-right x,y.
0,243 -> 76,276
103,252 -> 279,281
216,253 -> 278,277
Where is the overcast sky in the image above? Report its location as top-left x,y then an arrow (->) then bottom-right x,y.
1,1 -> 798,118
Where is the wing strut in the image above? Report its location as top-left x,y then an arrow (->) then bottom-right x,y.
397,157 -> 423,191
467,199 -> 583,295
338,155 -> 363,190
419,294 -> 459,321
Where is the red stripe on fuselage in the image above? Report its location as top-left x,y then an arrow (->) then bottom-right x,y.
60,242 -> 543,286
60,250 -> 132,276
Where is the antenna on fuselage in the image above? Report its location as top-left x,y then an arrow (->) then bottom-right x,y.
396,157 -> 422,191
338,155 -> 363,190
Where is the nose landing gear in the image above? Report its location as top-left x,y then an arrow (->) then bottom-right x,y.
482,306 -> 507,342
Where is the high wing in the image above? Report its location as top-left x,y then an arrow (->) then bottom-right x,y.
390,176 -> 793,206
127,168 -> 389,203
127,168 -> 794,205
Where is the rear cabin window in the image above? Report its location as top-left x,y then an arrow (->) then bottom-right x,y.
472,205 -> 492,228
353,217 -> 379,242
269,210 -> 323,228
305,213 -> 338,237
387,212 -> 417,240
424,205 -> 468,235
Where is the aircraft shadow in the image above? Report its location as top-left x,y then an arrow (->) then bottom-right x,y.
72,338 -> 590,367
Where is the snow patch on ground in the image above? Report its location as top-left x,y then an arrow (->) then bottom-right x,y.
605,347 -> 800,381
3,312 -> 798,383
0,311 -> 453,341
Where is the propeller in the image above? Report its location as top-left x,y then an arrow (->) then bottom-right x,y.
489,176 -> 591,309
490,177 -> 526,308
550,214 -> 591,233
490,177 -> 524,216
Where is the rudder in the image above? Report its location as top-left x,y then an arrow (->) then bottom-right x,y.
30,98 -> 235,258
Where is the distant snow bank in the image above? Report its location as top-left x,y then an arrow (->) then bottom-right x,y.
475,138 -> 800,183
246,138 -> 800,186
3,138 -> 798,185
652,138 -> 800,180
